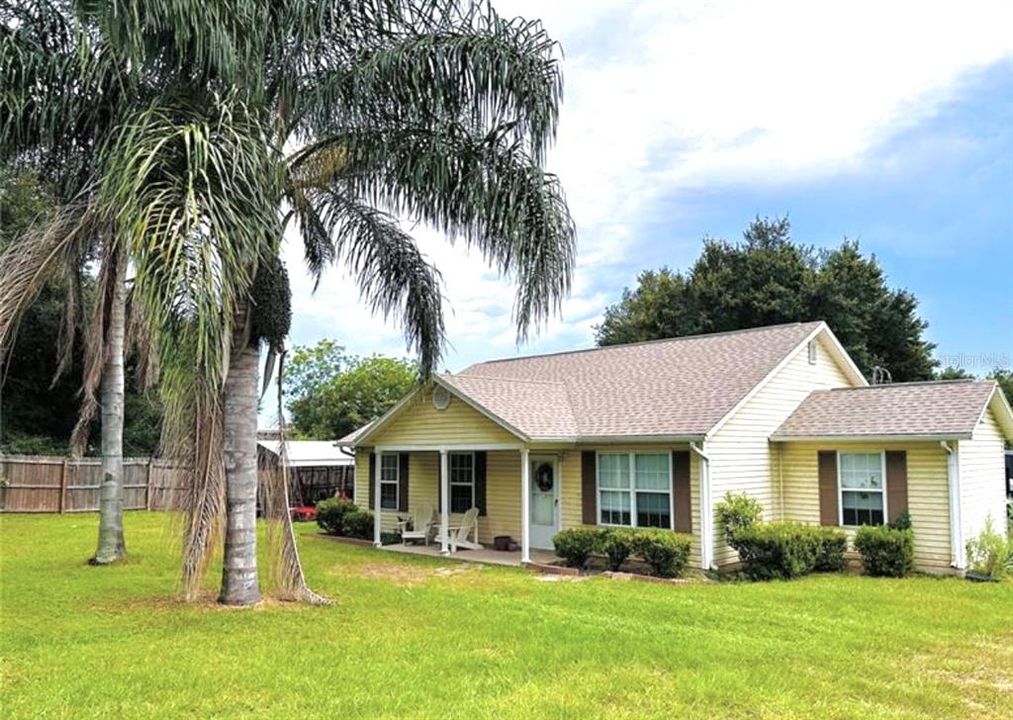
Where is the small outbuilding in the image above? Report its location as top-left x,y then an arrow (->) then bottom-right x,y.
257,440 -> 355,506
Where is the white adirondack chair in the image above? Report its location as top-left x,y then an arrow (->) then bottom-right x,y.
447,507 -> 483,552
397,504 -> 436,546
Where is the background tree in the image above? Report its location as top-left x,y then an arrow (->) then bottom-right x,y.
936,366 -> 975,380
285,342 -> 416,440
596,216 -> 937,381
0,169 -> 163,456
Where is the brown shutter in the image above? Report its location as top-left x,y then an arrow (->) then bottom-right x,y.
885,450 -> 908,523
474,452 -> 487,516
671,450 -> 692,533
398,453 -> 410,512
581,451 -> 597,525
818,450 -> 838,526
368,452 -> 376,509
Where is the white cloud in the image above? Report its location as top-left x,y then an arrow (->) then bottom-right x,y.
285,0 -> 1013,374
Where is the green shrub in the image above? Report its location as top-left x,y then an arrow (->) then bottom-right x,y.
812,527 -> 848,572
854,525 -> 914,577
715,491 -> 763,545
888,511 -> 912,531
316,497 -> 357,535
731,522 -> 824,580
601,528 -> 637,571
965,519 -> 1013,579
633,529 -> 692,578
342,509 -> 375,540
552,528 -> 604,569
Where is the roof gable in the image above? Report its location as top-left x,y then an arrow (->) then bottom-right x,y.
457,321 -> 845,440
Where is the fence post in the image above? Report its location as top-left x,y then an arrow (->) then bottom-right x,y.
59,459 -> 70,513
145,458 -> 154,511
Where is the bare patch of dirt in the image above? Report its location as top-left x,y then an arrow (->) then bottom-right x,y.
103,591 -> 333,613
356,561 -> 484,586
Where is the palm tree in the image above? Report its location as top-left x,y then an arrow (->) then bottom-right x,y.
0,3 -> 138,563
2,1 -> 576,606
221,2 -> 575,605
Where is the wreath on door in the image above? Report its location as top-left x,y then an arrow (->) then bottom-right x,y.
535,463 -> 554,492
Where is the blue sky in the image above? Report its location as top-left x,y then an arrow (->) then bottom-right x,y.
279,1 -> 1012,397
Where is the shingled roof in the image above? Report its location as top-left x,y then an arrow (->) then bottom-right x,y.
344,321 -> 862,445
772,379 -> 1006,440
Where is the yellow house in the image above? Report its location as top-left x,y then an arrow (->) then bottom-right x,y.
340,321 -> 1013,572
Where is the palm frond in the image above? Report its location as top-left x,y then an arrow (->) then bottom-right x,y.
0,195 -> 97,361
291,190 -> 445,376
294,7 -> 563,161
99,92 -> 281,392
292,121 -> 575,343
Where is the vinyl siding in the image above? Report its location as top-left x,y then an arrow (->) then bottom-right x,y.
558,444 -> 702,568
707,335 -> 856,565
959,408 -> 1007,545
355,443 -> 704,566
355,449 -> 523,544
780,441 -> 953,570
368,389 -> 521,447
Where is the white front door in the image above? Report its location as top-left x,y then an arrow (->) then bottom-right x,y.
529,456 -> 559,549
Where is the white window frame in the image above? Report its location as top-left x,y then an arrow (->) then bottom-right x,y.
807,340 -> 818,365
837,451 -> 888,527
448,451 -> 476,513
595,451 -> 674,530
379,453 -> 400,511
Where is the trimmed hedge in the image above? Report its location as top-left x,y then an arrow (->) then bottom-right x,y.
551,527 -> 693,577
316,498 -> 358,535
813,526 -> 848,572
732,522 -> 848,580
634,529 -> 692,578
343,509 -> 375,540
601,528 -> 637,571
316,498 -> 375,540
552,528 -> 604,569
854,525 -> 914,577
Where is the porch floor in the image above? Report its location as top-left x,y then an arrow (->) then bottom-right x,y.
381,542 -> 559,567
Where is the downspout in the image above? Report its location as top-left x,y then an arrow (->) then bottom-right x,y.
690,442 -> 714,570
777,443 -> 785,520
941,441 -> 964,570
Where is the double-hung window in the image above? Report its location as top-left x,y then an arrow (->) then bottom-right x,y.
380,454 -> 399,510
598,452 -> 672,529
449,452 -> 475,513
839,452 -> 885,526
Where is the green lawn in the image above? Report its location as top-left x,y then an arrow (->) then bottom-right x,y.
1,514 -> 1011,719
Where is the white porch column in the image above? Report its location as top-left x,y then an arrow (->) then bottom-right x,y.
439,449 -> 450,555
520,446 -> 531,564
373,448 -> 383,547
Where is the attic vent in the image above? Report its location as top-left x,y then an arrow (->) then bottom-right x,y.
433,386 -> 451,411
807,340 -> 818,365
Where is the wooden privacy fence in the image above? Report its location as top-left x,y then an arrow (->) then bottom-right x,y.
0,456 -> 187,513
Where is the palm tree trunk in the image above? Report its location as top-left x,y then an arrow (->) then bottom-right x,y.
219,303 -> 261,605
91,269 -> 126,564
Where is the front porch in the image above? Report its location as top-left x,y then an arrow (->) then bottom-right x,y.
382,542 -> 559,567
364,443 -> 565,564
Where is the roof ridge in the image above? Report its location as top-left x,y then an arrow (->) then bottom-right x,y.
825,378 -> 993,391
444,373 -> 567,387
466,320 -> 825,368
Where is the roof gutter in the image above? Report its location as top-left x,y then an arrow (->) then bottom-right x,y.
769,433 -> 972,443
